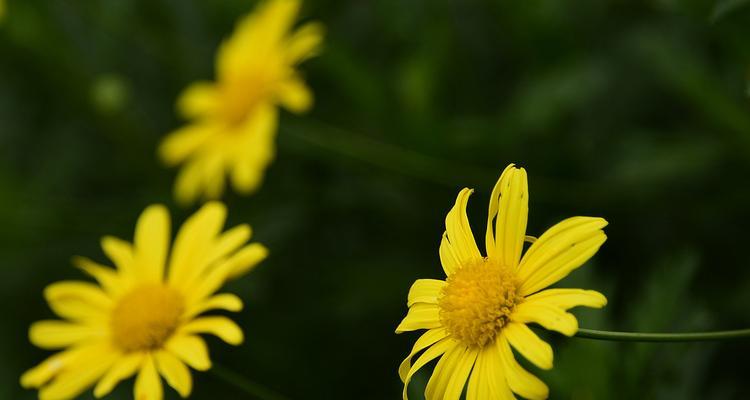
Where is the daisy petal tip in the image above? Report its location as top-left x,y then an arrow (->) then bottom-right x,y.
70,255 -> 85,267
563,326 -> 578,337
19,371 -> 36,389
593,291 -> 608,308
93,386 -> 107,398
230,334 -> 244,346
394,320 -> 411,334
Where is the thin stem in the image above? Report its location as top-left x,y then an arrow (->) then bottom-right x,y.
278,117 -> 620,206
210,364 -> 289,400
574,328 -> 750,342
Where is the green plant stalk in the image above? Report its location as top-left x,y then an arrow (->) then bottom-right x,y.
575,328 -> 750,342
210,364 -> 289,400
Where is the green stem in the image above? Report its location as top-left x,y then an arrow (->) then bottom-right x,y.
279,117 -> 610,205
210,364 -> 288,400
575,328 -> 750,342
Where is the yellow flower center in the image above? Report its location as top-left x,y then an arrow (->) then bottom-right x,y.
220,67 -> 279,126
438,259 -> 522,348
111,285 -> 184,352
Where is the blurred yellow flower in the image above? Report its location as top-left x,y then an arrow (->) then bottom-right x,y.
21,202 -> 267,400
159,0 -> 324,205
396,164 -> 608,400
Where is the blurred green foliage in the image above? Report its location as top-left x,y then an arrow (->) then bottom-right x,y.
1,0 -> 750,399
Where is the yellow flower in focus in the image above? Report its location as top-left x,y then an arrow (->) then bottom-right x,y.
159,0 -> 324,205
396,164 -> 608,400
21,202 -> 268,400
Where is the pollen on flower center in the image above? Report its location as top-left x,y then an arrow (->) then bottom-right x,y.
111,284 -> 184,352
438,259 -> 521,348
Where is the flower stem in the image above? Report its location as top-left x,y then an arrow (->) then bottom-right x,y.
210,364 -> 289,400
575,328 -> 750,342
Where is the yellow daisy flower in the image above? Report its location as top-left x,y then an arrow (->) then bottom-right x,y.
21,202 -> 268,400
396,164 -> 608,400
159,0 -> 324,205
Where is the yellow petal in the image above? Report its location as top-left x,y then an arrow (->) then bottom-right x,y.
204,224 -> 252,268
480,344 -> 516,400
468,349 -> 514,400
443,347 -> 479,400
72,256 -> 122,296
201,151 -> 227,200
224,242 -> 268,279
424,344 -> 466,400
174,157 -> 206,206
44,281 -> 111,322
486,165 -> 528,270
181,316 -> 244,345
134,205 -> 171,283
277,76 -> 312,113
187,243 -> 268,304
398,327 -> 449,382
465,349 -> 484,400
184,293 -> 244,319
485,164 -> 513,260
217,0 -> 301,81
159,123 -> 217,167
439,232 -> 461,275
21,348 -> 81,388
511,300 -> 578,336
165,335 -> 212,371
100,236 -> 135,276
401,338 -> 455,400
135,355 -> 163,400
29,321 -> 105,349
94,352 -> 144,398
496,336 -> 548,400
518,217 -> 608,295
176,82 -> 219,119
168,202 -> 227,288
230,159 -> 265,195
503,322 -> 553,370
443,188 -> 482,268
525,288 -> 607,310
229,105 -> 278,194
395,303 -> 442,333
38,343 -> 117,400
285,21 -> 324,64
407,279 -> 446,307
155,350 -> 192,398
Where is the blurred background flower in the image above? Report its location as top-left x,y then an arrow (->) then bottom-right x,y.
1,0 -> 750,399
160,0 -> 323,205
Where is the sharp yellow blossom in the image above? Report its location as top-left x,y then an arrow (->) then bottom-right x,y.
21,202 -> 268,400
396,164 -> 608,400
159,0 -> 324,205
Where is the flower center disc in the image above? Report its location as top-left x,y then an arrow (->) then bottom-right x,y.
438,259 -> 521,348
111,285 -> 184,352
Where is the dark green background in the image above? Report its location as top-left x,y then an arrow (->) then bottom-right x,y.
2,0 -> 750,399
